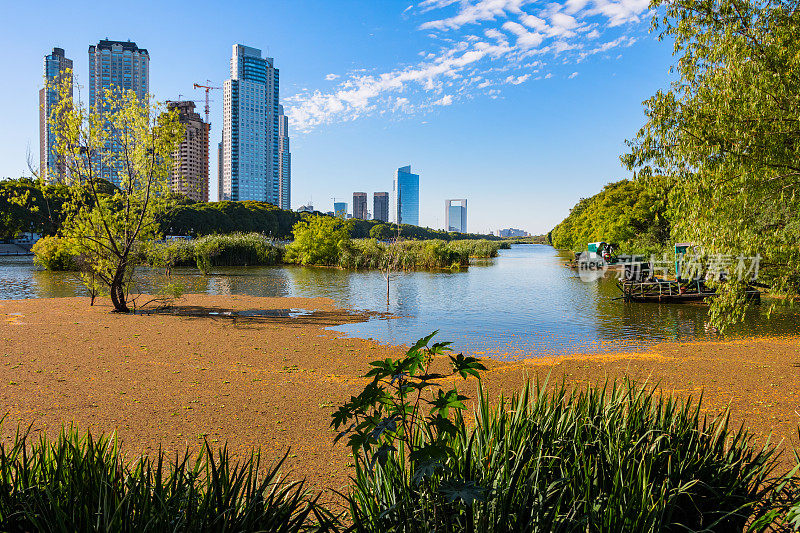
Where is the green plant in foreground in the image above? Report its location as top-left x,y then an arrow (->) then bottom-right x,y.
334,333 -> 799,532
0,425 -> 339,532
331,331 -> 487,529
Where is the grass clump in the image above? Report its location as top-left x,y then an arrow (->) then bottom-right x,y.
334,332 -> 796,532
0,426 -> 338,532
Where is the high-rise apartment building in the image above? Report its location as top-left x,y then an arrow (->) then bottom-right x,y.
334,202 -> 348,218
277,105 -> 291,210
88,40 -> 149,112
353,192 -> 368,219
88,39 -> 150,184
393,165 -> 419,226
221,44 -> 280,203
165,101 -> 209,202
373,192 -> 389,222
445,199 -> 467,233
39,47 -> 72,182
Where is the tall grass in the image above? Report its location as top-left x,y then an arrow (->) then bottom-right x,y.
337,239 -> 503,270
0,426 -> 338,532
345,379 -> 788,532
144,233 -> 284,272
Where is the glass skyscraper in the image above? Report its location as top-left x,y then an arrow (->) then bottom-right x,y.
393,165 -> 419,226
221,44 -> 280,203
39,47 -> 72,182
87,40 -> 149,184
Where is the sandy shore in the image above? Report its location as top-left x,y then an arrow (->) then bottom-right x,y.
1,294 -> 799,493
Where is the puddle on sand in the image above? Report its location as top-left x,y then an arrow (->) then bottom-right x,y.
138,308 -> 316,319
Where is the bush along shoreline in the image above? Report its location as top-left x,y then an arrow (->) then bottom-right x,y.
2,332 -> 800,531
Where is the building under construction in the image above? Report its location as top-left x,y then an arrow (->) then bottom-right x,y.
166,101 -> 209,202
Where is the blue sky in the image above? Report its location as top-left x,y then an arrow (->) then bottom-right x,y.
0,0 -> 674,234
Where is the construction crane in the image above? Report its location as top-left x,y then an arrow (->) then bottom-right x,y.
192,81 -> 222,123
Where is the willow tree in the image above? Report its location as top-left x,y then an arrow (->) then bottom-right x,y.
49,74 -> 184,312
623,0 -> 800,328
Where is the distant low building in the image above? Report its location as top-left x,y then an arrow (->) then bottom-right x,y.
333,202 -> 347,218
297,204 -> 314,213
497,228 -> 530,238
445,199 -> 467,233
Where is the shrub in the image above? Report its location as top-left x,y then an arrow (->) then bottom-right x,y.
31,235 -> 76,271
284,216 -> 352,266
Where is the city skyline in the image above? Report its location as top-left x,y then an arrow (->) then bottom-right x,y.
2,0 -> 675,233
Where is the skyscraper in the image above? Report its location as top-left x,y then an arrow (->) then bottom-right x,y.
353,192 -> 367,219
373,192 -> 389,222
277,105 -> 291,210
221,44 -> 280,203
334,202 -> 348,218
88,40 -> 149,113
393,165 -> 419,226
445,199 -> 467,233
39,47 -> 72,182
87,39 -> 150,184
166,101 -> 209,202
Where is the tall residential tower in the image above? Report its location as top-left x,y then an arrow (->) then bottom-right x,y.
393,165 -> 419,226
87,39 -> 150,184
39,47 -> 72,182
221,44 -> 280,203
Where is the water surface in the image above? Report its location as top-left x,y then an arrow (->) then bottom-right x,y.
2,246 -> 798,359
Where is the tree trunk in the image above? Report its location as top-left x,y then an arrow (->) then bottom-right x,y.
109,268 -> 129,313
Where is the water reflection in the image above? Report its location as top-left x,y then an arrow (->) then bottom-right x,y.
2,246 -> 799,359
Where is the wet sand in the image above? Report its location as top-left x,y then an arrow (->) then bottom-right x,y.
1,294 -> 799,494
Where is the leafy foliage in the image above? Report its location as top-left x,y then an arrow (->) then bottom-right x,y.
332,331 -> 487,530
45,74 -> 184,312
623,0 -> 800,326
284,216 -> 353,266
550,179 -> 671,254
31,235 -> 75,271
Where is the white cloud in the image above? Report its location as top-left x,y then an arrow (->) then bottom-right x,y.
505,73 -> 530,84
502,21 -> 544,48
433,94 -> 454,105
420,0 -> 532,30
568,71 -> 579,78
286,0 -> 650,131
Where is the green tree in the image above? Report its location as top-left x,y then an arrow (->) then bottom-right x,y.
284,215 -> 352,266
369,223 -> 393,240
48,73 -> 184,312
623,0 -> 800,327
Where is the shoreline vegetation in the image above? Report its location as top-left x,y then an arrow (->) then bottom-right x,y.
2,294 -> 800,530
32,231 -> 509,273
